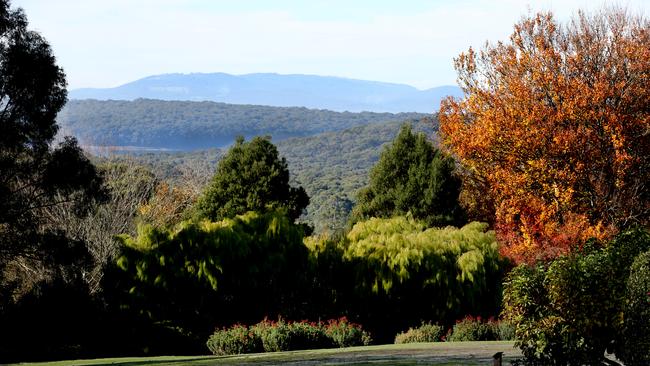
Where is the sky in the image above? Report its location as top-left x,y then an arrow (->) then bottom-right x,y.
12,0 -> 649,90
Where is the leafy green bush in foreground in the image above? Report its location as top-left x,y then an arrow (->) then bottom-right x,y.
619,250 -> 650,366
503,228 -> 650,365
394,322 -> 445,343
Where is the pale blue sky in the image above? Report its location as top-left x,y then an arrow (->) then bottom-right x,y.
13,0 -> 649,90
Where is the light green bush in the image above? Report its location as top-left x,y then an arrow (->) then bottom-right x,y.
394,322 -> 445,343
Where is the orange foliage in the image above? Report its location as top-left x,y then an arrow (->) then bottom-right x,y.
439,9 -> 650,263
139,182 -> 198,228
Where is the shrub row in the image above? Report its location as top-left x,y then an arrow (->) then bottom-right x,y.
394,317 -> 514,344
206,318 -> 372,355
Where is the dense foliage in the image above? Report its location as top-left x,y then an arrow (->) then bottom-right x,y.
619,250 -> 650,365
440,9 -> 650,263
344,218 -> 501,302
304,217 -> 507,341
0,0 -> 105,304
206,318 -> 371,356
195,136 -> 309,222
502,228 -> 650,365
8,0 -> 650,362
351,124 -> 464,227
111,211 -> 310,340
59,99 -> 427,150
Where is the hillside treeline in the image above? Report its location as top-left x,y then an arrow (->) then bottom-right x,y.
58,99 -> 427,149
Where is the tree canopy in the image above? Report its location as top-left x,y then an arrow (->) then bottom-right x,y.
195,136 -> 309,222
0,0 -> 105,285
439,9 -> 650,263
351,124 -> 464,227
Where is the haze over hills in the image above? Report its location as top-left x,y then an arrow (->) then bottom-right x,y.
69,73 -> 462,113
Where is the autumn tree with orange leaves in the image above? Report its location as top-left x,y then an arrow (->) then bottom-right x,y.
439,8 -> 649,264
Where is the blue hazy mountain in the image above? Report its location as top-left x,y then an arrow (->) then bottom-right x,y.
69,73 -> 462,113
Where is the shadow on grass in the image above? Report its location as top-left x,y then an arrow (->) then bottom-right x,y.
82,357 -> 218,366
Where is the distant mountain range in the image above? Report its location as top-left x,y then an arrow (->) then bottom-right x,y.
69,73 -> 462,113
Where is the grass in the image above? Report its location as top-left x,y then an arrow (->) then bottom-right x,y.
13,341 -> 520,366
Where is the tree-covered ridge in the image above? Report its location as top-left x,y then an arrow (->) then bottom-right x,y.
58,99 -> 428,150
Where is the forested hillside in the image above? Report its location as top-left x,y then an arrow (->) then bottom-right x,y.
279,117 -> 437,232
124,117 -> 437,233
58,99 -> 427,150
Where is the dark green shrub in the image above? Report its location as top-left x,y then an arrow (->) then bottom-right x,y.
252,319 -> 291,352
206,325 -> 263,355
350,123 -> 465,228
195,136 -> 309,222
502,228 -> 650,365
503,253 -> 616,365
324,318 -> 372,347
114,211 -> 310,339
394,322 -> 445,343
446,316 -> 499,342
619,250 -> 650,365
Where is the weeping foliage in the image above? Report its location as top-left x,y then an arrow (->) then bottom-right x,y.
344,217 -> 502,305
110,211 -> 309,338
305,216 -> 507,342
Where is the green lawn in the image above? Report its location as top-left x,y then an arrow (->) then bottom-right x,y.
14,341 -> 520,366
